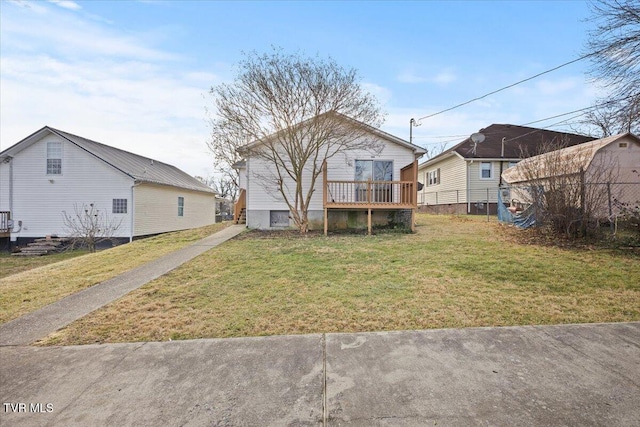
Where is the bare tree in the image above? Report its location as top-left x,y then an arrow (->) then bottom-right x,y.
423,141 -> 449,160
62,203 -> 123,252
587,0 -> 640,99
580,96 -> 640,137
514,139 -> 620,238
208,48 -> 384,233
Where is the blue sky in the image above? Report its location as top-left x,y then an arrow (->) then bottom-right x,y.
0,0 -> 604,177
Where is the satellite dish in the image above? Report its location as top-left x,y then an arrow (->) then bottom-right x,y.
470,133 -> 486,144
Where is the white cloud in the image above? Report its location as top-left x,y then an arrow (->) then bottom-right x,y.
48,0 -> 81,11
0,1 -> 219,176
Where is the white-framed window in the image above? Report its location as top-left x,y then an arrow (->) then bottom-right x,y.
508,161 -> 518,169
112,199 -> 127,214
480,162 -> 492,179
178,197 -> 184,216
47,141 -> 62,175
427,168 -> 440,186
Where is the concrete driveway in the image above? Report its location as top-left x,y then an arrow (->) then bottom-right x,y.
1,322 -> 639,426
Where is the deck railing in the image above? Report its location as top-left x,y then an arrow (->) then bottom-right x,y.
325,180 -> 415,208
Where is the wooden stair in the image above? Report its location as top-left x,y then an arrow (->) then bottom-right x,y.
237,208 -> 246,225
12,237 -> 71,257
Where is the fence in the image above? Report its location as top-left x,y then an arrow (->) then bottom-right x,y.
498,182 -> 640,238
418,188 -> 502,216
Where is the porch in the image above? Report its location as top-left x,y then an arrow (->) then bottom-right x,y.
323,160 -> 418,235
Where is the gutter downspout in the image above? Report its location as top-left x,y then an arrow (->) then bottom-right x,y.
130,183 -> 137,243
8,156 -> 13,216
467,160 -> 472,214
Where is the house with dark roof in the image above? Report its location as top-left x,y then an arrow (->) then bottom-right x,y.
0,126 -> 218,248
416,124 -> 595,214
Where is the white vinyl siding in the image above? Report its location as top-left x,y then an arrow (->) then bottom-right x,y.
418,155 -> 467,205
246,135 -> 416,214
3,134 -> 133,238
134,184 -> 215,236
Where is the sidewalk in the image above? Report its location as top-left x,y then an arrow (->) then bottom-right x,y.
1,322 -> 639,426
0,224 -> 246,346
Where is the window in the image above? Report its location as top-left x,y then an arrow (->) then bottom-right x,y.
47,142 -> 62,175
270,210 -> 289,227
355,160 -> 393,202
508,161 -> 519,169
112,199 -> 127,214
178,197 -> 184,216
619,142 -> 628,148
427,168 -> 440,186
480,162 -> 492,179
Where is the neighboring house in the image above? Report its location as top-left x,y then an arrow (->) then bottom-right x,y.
0,126 -> 218,248
417,124 -> 595,214
233,113 -> 426,234
501,132 -> 640,217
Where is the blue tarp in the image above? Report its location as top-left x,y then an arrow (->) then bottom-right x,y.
497,187 -> 537,229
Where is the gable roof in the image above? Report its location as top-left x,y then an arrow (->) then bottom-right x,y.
418,124 -> 595,169
238,111 -> 426,157
0,126 -> 216,194
502,133 -> 640,184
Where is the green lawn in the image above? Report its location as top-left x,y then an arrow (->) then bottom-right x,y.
38,214 -> 640,346
0,222 -> 232,324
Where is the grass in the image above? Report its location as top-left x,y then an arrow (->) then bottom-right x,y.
37,214 -> 640,346
0,250 -> 89,279
0,222 -> 232,325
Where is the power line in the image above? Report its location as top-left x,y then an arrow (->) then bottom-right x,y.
415,53 -> 596,123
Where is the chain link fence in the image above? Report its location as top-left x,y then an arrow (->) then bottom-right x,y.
498,182 -> 640,240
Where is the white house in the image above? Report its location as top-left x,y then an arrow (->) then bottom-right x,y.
233,113 -> 426,234
417,124 -> 595,214
0,126 -> 218,248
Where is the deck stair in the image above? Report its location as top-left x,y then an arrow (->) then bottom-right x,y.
12,237 -> 72,257
237,208 -> 246,225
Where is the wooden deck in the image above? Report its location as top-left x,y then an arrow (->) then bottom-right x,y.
323,160 -> 418,235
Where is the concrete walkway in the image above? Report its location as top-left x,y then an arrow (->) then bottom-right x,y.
0,224 -> 246,346
1,322 -> 638,426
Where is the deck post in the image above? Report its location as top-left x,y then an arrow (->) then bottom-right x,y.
367,208 -> 372,235
411,208 -> 415,232
324,208 -> 328,236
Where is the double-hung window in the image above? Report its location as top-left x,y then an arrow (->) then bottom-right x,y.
427,168 -> 440,186
178,197 -> 184,216
47,142 -> 62,175
480,162 -> 492,179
